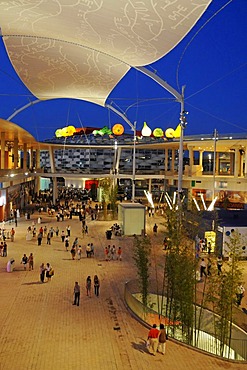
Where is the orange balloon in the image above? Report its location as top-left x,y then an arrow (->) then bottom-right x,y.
112,123 -> 124,136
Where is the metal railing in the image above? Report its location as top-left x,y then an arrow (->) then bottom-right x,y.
124,279 -> 247,362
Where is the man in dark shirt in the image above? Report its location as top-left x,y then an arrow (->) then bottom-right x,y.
73,282 -> 80,306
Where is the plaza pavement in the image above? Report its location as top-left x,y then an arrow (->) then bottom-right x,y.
0,210 -> 246,370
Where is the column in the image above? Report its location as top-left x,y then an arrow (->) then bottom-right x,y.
30,147 -> 34,170
53,177 -> 58,205
199,150 -> 203,168
36,149 -> 41,170
23,143 -> 27,171
188,146 -> 194,176
49,146 -> 55,173
13,137 -> 18,169
164,148 -> 168,172
239,149 -> 244,177
148,178 -> 152,193
234,149 -> 240,178
1,132 -> 5,169
244,147 -> 247,177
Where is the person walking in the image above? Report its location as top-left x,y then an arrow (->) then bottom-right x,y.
86,276 -> 92,297
147,324 -> 160,356
40,263 -> 45,283
77,245 -> 82,260
153,223 -> 158,234
28,253 -> 34,270
70,246 -> 76,260
37,232 -> 42,246
61,230 -> 65,243
45,263 -> 53,282
2,242 -> 7,257
200,258 -> 207,279
236,283 -> 245,307
104,246 -> 109,261
46,231 -> 51,245
66,225 -> 71,237
94,275 -> 100,297
116,246 -> 122,261
10,227 -> 15,242
217,256 -> 223,275
55,226 -> 59,237
157,324 -> 167,355
86,244 -> 91,258
65,236 -> 69,251
21,254 -> 28,270
73,281 -> 80,306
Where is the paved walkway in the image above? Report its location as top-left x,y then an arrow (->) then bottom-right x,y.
0,211 -> 246,370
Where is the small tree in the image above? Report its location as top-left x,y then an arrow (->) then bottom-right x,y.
206,230 -> 244,357
133,235 -> 151,308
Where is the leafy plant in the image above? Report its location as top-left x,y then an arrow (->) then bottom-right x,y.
133,235 -> 151,308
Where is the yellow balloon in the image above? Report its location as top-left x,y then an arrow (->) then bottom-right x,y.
55,129 -> 62,137
165,124 -> 181,138
165,128 -> 175,138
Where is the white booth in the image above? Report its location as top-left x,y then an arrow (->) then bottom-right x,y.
118,203 -> 146,236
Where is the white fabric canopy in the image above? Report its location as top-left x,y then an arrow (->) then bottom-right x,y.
0,0 -> 211,106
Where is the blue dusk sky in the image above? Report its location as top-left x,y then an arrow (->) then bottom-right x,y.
0,0 -> 246,142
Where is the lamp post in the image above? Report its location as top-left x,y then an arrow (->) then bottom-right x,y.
178,86 -> 187,205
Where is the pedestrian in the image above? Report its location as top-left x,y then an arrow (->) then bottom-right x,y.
86,276 -> 92,297
86,244 -> 91,258
153,223 -> 158,234
45,263 -> 54,281
90,243 -> 94,256
117,246 -> 122,261
47,232 -> 51,245
163,237 -> 168,250
10,227 -> 15,242
55,226 -> 59,237
147,324 -> 160,356
7,258 -> 15,273
77,245 -> 82,260
28,253 -> 34,270
70,246 -> 76,260
200,258 -> 207,279
207,242 -> 212,254
217,256 -> 223,275
73,237 -> 79,248
50,227 -> 54,238
61,230 -> 65,242
236,283 -> 245,306
158,324 -> 167,355
66,225 -> 71,237
104,246 -> 109,261
37,232 -> 42,246
65,237 -> 69,251
2,242 -> 7,257
73,281 -> 80,306
207,258 -> 212,276
110,245 -> 116,260
94,275 -> 100,297
21,254 -> 28,270
40,263 -> 45,283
